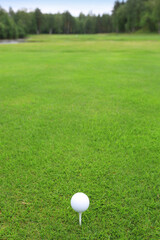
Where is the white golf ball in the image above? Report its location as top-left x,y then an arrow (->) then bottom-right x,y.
71,192 -> 90,213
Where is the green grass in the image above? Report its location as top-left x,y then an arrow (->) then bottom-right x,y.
0,34 -> 160,239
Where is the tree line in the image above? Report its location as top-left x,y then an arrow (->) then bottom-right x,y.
0,0 -> 160,39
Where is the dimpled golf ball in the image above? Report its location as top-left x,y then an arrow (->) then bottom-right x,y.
71,192 -> 90,213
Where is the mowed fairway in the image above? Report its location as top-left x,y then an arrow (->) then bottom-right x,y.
0,34 -> 160,239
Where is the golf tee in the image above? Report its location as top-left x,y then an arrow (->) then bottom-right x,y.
79,213 -> 82,226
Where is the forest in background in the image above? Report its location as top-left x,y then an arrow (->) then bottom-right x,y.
0,0 -> 160,39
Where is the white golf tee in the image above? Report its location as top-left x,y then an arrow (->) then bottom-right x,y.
79,213 -> 82,226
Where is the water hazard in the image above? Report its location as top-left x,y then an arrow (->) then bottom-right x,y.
0,39 -> 25,44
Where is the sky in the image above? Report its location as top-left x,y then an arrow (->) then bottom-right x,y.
0,0 -> 115,16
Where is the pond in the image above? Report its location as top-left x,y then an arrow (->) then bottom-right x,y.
0,39 -> 25,44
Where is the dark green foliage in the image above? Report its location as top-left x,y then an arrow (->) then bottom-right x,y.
96,15 -> 103,33
15,10 -> 34,34
76,13 -> 86,33
112,0 -> 160,33
0,8 -> 18,39
34,8 -> 43,34
43,14 -> 55,34
101,14 -> 112,33
0,0 -> 160,39
85,15 -> 96,34
140,0 -> 156,32
17,25 -> 26,38
112,3 -> 127,32
0,22 -> 6,38
54,13 -> 63,33
0,7 -> 27,39
154,0 -> 160,33
62,11 -> 76,34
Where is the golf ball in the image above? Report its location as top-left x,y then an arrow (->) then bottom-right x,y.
71,192 -> 90,213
